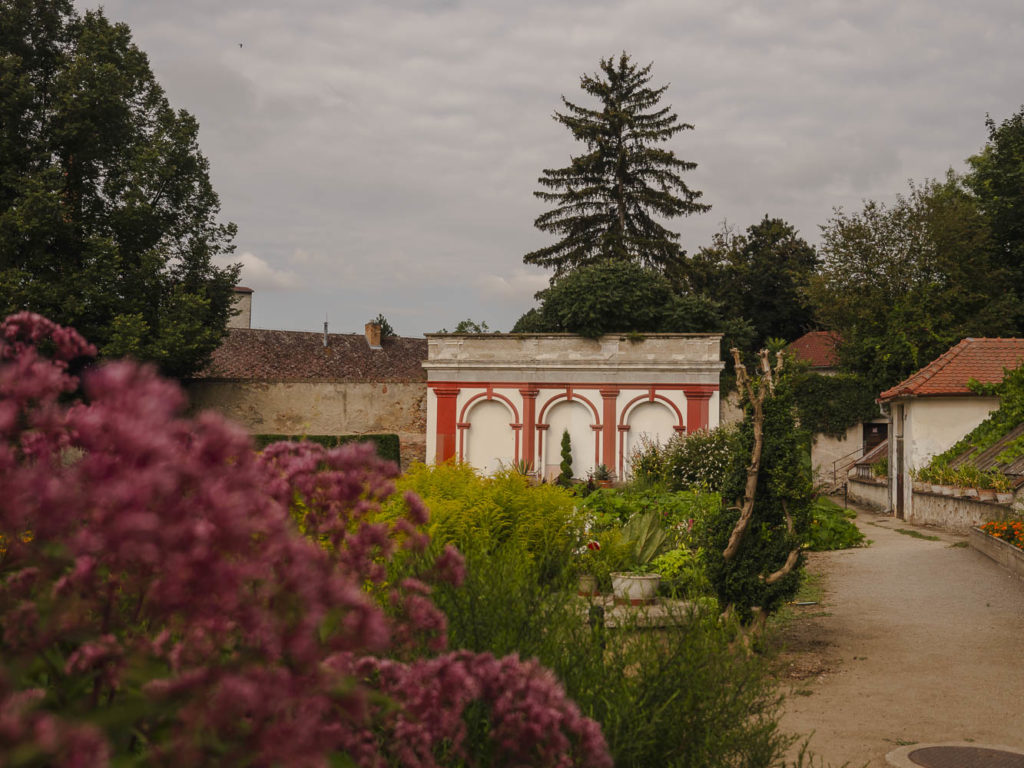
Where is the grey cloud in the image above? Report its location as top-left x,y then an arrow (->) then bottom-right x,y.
75,0 -> 1024,335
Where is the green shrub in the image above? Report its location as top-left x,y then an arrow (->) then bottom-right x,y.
383,463 -> 794,767
253,432 -> 401,464
703,377 -> 814,622
629,425 -> 739,492
430,563 -> 792,768
386,462 -> 583,585
870,456 -> 888,477
804,498 -> 867,551
649,547 -> 712,598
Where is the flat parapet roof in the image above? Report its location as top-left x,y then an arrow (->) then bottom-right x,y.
423,332 -> 723,386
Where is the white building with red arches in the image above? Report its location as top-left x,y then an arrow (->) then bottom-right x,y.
424,333 -> 724,480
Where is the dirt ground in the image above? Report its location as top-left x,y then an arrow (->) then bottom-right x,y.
774,505 -> 1024,767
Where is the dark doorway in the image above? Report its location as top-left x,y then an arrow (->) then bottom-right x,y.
863,422 -> 888,453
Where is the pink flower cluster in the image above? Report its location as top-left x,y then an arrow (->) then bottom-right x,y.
0,313 -> 611,768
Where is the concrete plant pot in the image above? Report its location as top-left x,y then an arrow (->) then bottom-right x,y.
610,572 -> 660,605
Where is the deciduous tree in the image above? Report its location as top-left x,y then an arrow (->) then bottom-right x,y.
683,216 -> 818,348
808,174 -> 1014,392
524,53 -> 709,277
966,105 -> 1024,325
0,1 -> 238,378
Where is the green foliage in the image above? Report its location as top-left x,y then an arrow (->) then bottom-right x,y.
871,456 -> 888,478
512,260 -> 740,341
789,370 -> 880,438
388,463 -> 582,585
382,464 -> 793,766
620,511 -> 673,568
648,547 -> 712,598
580,486 -> 720,544
253,433 -> 401,464
0,1 -> 239,378
558,428 -> 574,485
703,376 -> 814,622
917,361 -> 1024,491
524,53 -> 709,278
629,425 -> 739,492
966,105 -> 1024,326
664,426 -> 738,491
369,313 -> 394,337
438,318 -> 491,333
804,498 -> 867,551
809,174 -> 1015,392
681,216 -> 818,349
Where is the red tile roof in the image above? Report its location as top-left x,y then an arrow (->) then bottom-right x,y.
192,328 -> 427,383
878,338 -> 1024,401
786,331 -> 840,369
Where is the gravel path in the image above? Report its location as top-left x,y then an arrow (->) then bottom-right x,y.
777,506 -> 1024,767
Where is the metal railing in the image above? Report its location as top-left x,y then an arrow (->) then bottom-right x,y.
831,446 -> 865,490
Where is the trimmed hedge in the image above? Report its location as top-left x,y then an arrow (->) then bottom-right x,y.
253,433 -> 401,464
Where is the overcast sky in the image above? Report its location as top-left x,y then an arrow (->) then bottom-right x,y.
76,0 -> 1023,337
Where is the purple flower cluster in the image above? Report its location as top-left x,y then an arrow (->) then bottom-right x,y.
0,313 -> 611,767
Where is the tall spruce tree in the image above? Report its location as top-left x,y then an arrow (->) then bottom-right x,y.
524,53 -> 709,277
0,0 -> 239,378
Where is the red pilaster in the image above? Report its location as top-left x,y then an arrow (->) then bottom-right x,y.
684,389 -> 713,433
519,388 -> 539,470
433,387 -> 460,462
599,388 -> 619,471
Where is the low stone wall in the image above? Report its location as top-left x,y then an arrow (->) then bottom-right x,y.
187,380 -> 427,470
969,526 -> 1024,581
848,477 -> 889,511
908,490 -> 1013,533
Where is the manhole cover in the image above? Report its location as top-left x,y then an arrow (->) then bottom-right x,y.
909,746 -> 1024,768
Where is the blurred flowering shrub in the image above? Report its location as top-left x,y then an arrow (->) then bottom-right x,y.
0,312 -> 610,768
629,427 -> 738,492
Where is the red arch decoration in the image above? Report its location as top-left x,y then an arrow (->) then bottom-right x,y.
537,390 -> 601,425
458,390 -> 521,425
617,393 -> 684,429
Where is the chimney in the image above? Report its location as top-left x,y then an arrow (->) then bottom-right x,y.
365,322 -> 382,350
229,286 -> 253,329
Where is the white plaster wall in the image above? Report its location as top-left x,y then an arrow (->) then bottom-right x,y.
847,477 -> 889,511
624,401 -> 676,475
889,396 -> 1000,520
903,397 -> 999,471
464,399 -> 515,475
544,400 -> 596,480
811,423 -> 862,488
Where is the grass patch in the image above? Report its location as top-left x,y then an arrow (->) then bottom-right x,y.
948,541 -> 969,548
894,528 -> 941,541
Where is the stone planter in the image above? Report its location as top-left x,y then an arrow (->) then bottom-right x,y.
577,574 -> 600,597
970,526 -> 1024,581
996,491 -> 1014,504
978,488 -> 997,502
963,488 -> 979,499
610,572 -> 660,605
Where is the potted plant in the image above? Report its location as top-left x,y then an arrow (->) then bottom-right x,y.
575,539 -> 602,596
991,471 -> 1014,504
590,464 -> 615,489
610,511 -> 672,605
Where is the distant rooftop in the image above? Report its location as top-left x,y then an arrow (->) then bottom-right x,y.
879,338 -> 1024,401
193,328 -> 427,383
786,330 -> 840,369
